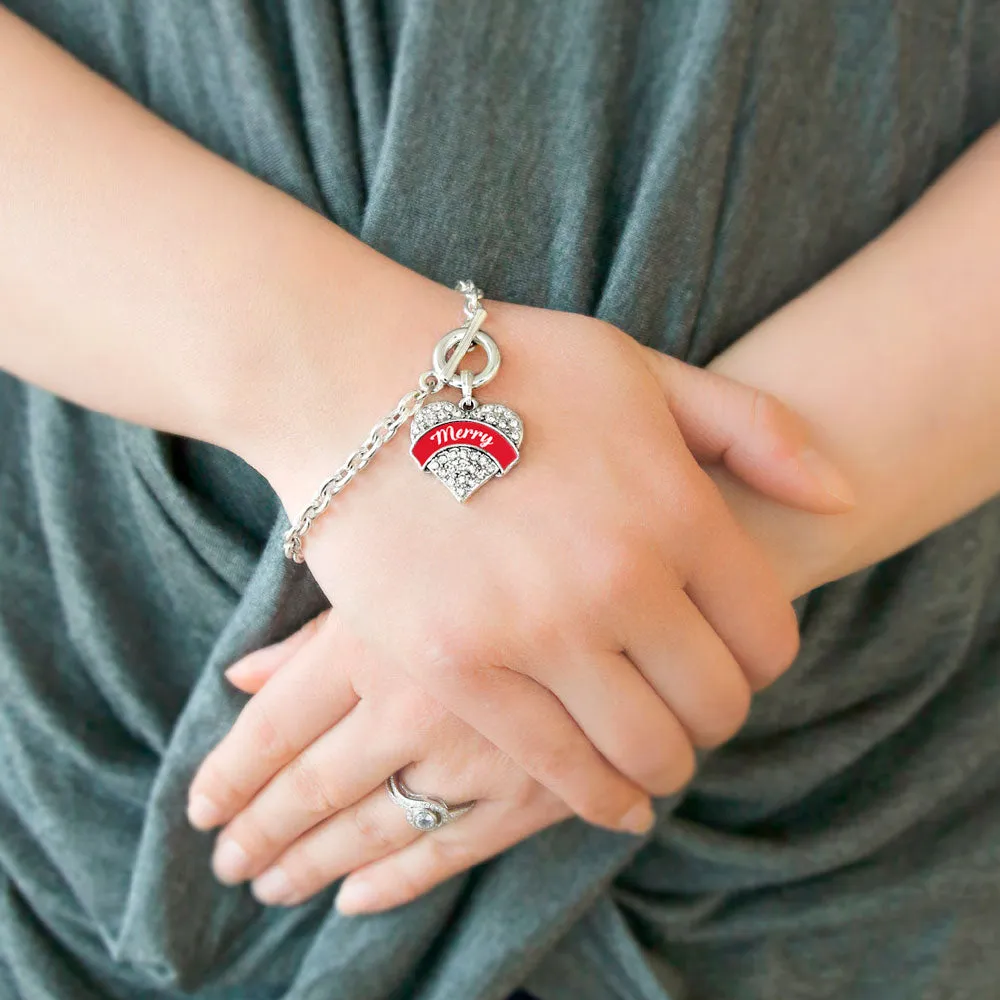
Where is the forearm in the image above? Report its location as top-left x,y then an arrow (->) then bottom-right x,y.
0,9 -> 456,482
710,122 -> 1000,597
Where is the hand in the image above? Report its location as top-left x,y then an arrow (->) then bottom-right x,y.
194,298 -> 853,837
201,610 -> 570,912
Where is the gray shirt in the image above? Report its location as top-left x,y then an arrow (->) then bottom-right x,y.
2,3 -> 999,998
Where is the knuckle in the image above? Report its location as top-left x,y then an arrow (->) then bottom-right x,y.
629,738 -> 696,798
653,742 -> 697,796
192,755 -> 246,813
521,609 -> 567,655
223,810 -> 273,860
748,388 -> 804,454
506,775 -> 545,812
529,739 -> 580,790
240,698 -> 292,765
414,619 -> 504,694
774,610 -> 802,671
392,687 -> 450,737
748,388 -> 785,435
352,804 -> 395,851
418,628 -> 476,683
671,740 -> 698,789
578,795 -> 632,829
542,764 -> 631,827
626,736 -> 694,795
424,834 -> 479,874
752,606 -> 801,689
285,750 -> 340,817
696,678 -> 753,748
278,844 -> 328,900
588,540 -> 641,600
529,745 -> 628,827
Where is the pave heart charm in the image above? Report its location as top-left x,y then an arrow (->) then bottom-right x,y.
410,399 -> 523,502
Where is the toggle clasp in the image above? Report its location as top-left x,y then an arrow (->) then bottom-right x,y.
431,306 -> 502,391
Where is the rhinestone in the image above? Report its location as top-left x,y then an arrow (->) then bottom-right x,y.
413,808 -> 439,831
411,401 -> 523,448
425,445 -> 500,501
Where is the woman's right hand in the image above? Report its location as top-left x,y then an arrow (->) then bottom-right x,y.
211,294 -> 852,835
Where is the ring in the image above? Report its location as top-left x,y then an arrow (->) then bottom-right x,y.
431,325 -> 502,390
385,772 -> 476,832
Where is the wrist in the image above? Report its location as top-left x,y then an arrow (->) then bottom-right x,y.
201,224 -> 465,516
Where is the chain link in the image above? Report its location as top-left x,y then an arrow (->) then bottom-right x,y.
456,279 -> 482,320
282,283 -> 484,562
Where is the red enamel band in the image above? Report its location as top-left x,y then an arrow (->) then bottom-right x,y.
410,420 -> 519,472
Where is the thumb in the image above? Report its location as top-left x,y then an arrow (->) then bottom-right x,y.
639,345 -> 854,514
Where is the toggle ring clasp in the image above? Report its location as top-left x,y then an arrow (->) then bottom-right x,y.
432,307 -> 502,390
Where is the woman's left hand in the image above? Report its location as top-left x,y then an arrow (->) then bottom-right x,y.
197,608 -> 570,914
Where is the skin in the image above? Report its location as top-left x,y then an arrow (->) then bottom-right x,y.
1,7 -> 848,840
195,123 -> 1000,913
4,6 -> 999,916
186,307 -> 845,896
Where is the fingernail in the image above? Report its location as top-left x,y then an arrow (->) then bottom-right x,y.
619,800 -> 656,835
251,867 -> 295,905
798,447 -> 855,506
335,879 -> 379,914
212,839 -> 251,884
187,794 -> 224,830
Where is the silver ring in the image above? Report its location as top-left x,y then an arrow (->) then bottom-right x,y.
385,772 -> 476,832
431,327 -> 502,390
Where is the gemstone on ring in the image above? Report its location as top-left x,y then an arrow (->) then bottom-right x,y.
385,772 -> 476,832
412,808 -> 440,831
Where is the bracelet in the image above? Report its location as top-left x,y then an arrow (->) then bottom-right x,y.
282,281 -> 524,562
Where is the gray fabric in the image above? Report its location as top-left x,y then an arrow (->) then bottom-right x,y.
2,2 -> 1000,997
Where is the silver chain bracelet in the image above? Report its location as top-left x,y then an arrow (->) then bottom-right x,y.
283,280 -> 525,562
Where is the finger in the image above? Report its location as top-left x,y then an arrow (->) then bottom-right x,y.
640,346 -> 854,513
412,658 -> 654,835
249,780 -> 421,906
333,795 -> 570,915
224,657 -> 281,695
187,615 -> 359,831
246,752 -> 497,906
615,576 -> 752,748
528,647 -> 696,798
506,552 -> 698,799
224,609 -> 331,693
682,491 -> 801,690
209,700 -> 413,885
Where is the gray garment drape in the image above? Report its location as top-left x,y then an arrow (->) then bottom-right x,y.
2,3 -> 1000,998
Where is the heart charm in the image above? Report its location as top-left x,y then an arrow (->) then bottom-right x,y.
410,399 -> 523,502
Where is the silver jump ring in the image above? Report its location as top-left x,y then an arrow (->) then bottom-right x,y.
432,327 -> 501,390
385,772 -> 476,832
